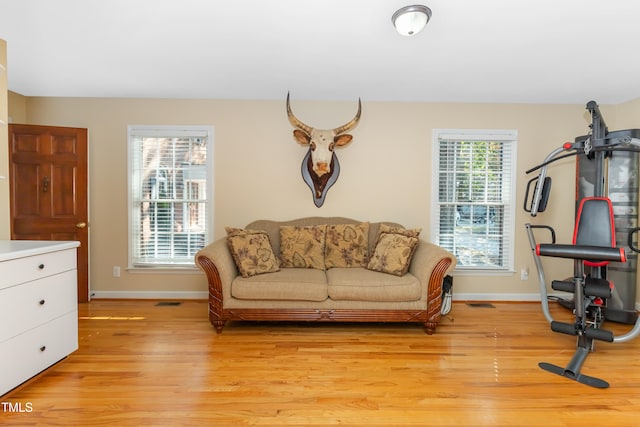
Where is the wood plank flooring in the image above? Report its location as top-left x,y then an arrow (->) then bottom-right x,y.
1,300 -> 640,426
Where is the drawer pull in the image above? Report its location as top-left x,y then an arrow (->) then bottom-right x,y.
39,299 -> 46,305
38,264 -> 45,270
40,346 -> 46,352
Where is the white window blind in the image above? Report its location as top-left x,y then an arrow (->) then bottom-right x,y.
432,129 -> 517,272
128,125 -> 213,268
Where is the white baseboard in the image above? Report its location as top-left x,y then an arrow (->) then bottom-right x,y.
452,293 -> 543,301
92,291 -> 538,302
89,291 -> 639,310
90,290 -> 208,300
453,293 -> 640,311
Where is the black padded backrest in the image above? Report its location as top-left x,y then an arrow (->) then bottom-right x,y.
574,198 -> 615,248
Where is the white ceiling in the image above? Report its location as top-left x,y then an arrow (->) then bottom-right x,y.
1,0 -> 640,104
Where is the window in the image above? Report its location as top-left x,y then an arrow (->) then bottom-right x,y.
128,125 -> 213,268
432,129 -> 517,272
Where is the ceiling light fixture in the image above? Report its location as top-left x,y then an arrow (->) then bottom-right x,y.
392,5 -> 432,36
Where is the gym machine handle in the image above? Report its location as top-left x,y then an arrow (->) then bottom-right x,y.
524,176 -> 551,215
551,279 -> 612,298
628,227 -> 640,253
550,321 -> 577,336
527,224 -> 556,244
525,146 -> 566,217
584,327 -> 614,343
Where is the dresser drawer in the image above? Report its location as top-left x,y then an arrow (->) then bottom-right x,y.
0,248 -> 77,291
0,310 -> 78,396
0,270 -> 77,342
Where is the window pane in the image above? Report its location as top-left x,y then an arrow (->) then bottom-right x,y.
433,131 -> 516,271
129,127 -> 211,267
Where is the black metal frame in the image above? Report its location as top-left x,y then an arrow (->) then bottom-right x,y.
524,101 -> 640,388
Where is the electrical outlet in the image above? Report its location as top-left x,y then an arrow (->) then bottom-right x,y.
520,268 -> 529,281
113,266 -> 121,277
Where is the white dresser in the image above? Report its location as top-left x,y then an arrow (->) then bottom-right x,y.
0,240 -> 80,396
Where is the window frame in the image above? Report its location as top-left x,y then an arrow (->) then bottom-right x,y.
127,125 -> 214,270
431,129 -> 517,274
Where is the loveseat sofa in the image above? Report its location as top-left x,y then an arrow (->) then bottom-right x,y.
195,217 -> 456,334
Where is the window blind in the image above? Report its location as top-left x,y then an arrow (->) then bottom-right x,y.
433,130 -> 517,271
128,126 -> 212,267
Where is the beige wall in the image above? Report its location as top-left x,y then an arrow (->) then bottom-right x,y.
0,40 -> 9,239
612,97 -> 640,129
7,90 -> 26,123
7,95 -> 639,304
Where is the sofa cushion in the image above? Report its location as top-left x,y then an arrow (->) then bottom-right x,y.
327,268 -> 421,302
244,218 -> 405,259
374,223 -> 422,240
324,222 -> 370,269
366,224 -> 421,276
231,268 -> 328,302
225,227 -> 280,278
279,225 -> 327,270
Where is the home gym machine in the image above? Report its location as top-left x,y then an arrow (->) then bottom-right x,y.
524,100 -> 640,388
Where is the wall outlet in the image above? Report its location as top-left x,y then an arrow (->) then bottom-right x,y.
112,266 -> 121,277
520,268 -> 529,281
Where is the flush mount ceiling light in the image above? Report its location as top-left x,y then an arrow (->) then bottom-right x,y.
392,5 -> 432,36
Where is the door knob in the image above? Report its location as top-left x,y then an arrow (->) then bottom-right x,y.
76,222 -> 87,229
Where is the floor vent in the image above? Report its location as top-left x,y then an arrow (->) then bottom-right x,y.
155,301 -> 182,306
466,303 -> 496,308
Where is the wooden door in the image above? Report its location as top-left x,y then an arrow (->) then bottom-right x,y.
8,124 -> 89,302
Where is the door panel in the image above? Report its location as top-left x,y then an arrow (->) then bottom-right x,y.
13,164 -> 41,215
52,165 -> 77,216
9,124 -> 89,302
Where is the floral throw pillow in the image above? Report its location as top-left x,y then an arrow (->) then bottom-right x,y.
366,225 -> 421,276
324,223 -> 369,268
279,225 -> 327,270
376,223 -> 422,239
226,227 -> 280,278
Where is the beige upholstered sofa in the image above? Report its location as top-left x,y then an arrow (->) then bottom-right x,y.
195,217 -> 456,334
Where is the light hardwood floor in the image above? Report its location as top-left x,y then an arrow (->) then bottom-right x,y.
1,300 -> 639,426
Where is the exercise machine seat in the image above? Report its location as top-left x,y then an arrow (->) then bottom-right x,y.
536,197 -> 626,264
